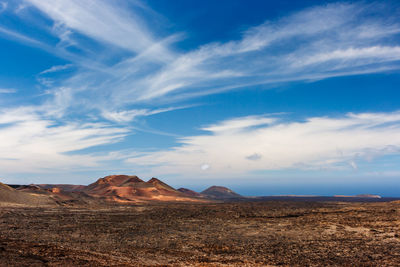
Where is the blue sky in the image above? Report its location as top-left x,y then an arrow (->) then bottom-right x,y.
1,0 -> 400,196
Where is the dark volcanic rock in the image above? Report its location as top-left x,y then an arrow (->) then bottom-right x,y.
2,201 -> 399,266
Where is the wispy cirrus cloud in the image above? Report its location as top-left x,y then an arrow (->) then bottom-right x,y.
0,24 -> 43,46
127,111 -> 400,177
25,0 -> 176,62
40,64 -> 73,75
0,1 -> 400,178
0,2 -> 398,116
40,2 -> 400,110
3,2 -> 399,107
101,105 -> 193,123
133,3 -> 400,102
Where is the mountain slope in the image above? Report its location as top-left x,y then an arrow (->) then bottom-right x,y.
35,184 -> 86,192
148,177 -> 177,192
0,182 -> 57,206
201,186 -> 242,199
178,188 -> 204,198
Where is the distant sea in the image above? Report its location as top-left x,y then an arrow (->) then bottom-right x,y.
230,184 -> 400,197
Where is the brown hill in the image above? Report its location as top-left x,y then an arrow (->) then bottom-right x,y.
0,182 -> 13,192
16,185 -> 46,193
14,184 -> 93,205
84,175 -> 204,203
201,186 -> 242,199
35,184 -> 86,192
0,182 -> 57,206
178,188 -> 204,198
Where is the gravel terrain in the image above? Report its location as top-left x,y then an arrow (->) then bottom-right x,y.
0,201 -> 399,266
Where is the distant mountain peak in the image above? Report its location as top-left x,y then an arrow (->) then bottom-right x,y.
201,186 -> 242,199
147,177 -> 178,192
147,177 -> 161,183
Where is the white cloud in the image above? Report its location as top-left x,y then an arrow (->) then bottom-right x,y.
41,87 -> 73,118
291,46 -> 400,68
101,106 -> 192,123
101,109 -> 152,123
127,111 -> 400,177
25,0 -> 175,62
201,164 -> 210,171
203,116 -> 276,133
40,64 -> 73,75
0,107 -> 128,173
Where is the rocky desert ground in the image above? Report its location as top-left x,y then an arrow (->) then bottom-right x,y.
1,200 -> 399,266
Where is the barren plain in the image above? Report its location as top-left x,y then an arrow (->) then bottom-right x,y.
1,200 -> 399,266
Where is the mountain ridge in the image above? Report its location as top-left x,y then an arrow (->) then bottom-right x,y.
82,175 -> 204,203
201,186 -> 242,199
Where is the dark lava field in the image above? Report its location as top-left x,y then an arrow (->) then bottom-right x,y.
0,200 -> 399,266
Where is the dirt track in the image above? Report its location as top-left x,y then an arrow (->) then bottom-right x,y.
0,201 -> 399,266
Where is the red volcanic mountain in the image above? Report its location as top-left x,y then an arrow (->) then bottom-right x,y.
3,175 -> 239,205
201,186 -> 242,199
85,175 -> 144,194
84,175 -> 203,203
